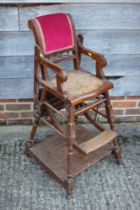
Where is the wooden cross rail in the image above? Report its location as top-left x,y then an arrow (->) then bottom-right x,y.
75,98 -> 106,116
43,101 -> 66,119
42,117 -> 66,139
52,55 -> 76,63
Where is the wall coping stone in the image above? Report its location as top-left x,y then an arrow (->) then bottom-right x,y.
0,0 -> 140,5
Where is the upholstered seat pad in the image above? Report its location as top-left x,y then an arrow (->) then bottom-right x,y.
48,70 -> 104,96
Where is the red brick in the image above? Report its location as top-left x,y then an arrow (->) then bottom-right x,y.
0,112 -> 18,119
114,109 -> 124,115
99,103 -> 105,109
6,104 -> 31,111
0,105 -> 4,111
20,112 -> 33,118
126,96 -> 140,100
115,116 -> 140,123
99,109 -> 123,116
0,120 -> 7,125
0,95 -> 139,125
0,99 -> 17,103
112,101 -> 136,108
100,108 -> 124,115
18,98 -> 33,102
7,119 -> 33,125
125,108 -> 140,115
110,96 -> 125,100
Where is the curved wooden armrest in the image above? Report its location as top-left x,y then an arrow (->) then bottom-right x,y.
40,57 -> 67,83
40,57 -> 67,93
78,43 -> 107,68
77,34 -> 107,79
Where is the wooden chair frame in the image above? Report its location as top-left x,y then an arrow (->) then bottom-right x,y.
26,13 -> 122,197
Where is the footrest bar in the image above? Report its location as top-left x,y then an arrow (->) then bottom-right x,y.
74,130 -> 117,155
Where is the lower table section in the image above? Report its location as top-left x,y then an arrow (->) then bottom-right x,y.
26,126 -> 112,190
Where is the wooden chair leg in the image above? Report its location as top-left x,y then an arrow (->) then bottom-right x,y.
113,138 -> 122,164
27,88 -> 46,148
66,104 -> 76,197
27,116 -> 40,147
104,92 -> 122,164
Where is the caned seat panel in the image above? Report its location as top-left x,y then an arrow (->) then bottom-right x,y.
44,69 -> 113,97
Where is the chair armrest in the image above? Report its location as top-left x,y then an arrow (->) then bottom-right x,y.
40,57 -> 67,93
79,45 -> 107,68
77,34 -> 107,79
40,57 -> 67,82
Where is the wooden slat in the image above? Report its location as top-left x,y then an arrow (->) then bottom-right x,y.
80,54 -> 140,76
110,76 -> 140,96
1,0 -> 139,4
0,76 -> 140,99
80,29 -> 140,54
1,30 -> 140,56
0,56 -> 33,78
43,101 -> 65,118
1,55 -> 140,79
0,32 -> 33,56
0,3 -> 140,98
103,54 -> 140,76
75,130 -> 117,155
19,3 -> 140,31
0,7 -> 19,31
75,99 -> 106,116
0,78 -> 33,99
41,117 -> 66,139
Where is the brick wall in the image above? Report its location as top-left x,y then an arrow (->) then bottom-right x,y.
0,96 -> 140,125
0,99 -> 33,125
110,96 -> 140,123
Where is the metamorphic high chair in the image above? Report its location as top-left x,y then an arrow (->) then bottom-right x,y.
26,13 -> 122,197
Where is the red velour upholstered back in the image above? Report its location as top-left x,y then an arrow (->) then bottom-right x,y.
35,13 -> 74,55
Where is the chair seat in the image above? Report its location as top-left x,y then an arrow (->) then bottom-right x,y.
62,70 -> 103,95
45,69 -> 113,99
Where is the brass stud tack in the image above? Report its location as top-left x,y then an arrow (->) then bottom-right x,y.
40,53 -> 44,58
88,52 -> 92,57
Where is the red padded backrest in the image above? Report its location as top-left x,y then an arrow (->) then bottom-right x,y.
35,13 -> 74,55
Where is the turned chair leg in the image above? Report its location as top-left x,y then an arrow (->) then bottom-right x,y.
104,92 -> 122,164
27,116 -> 40,147
27,88 -> 47,147
112,138 -> 122,164
66,104 -> 76,197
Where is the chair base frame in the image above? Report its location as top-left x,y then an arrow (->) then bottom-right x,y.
26,125 -> 114,197
25,91 -> 122,197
